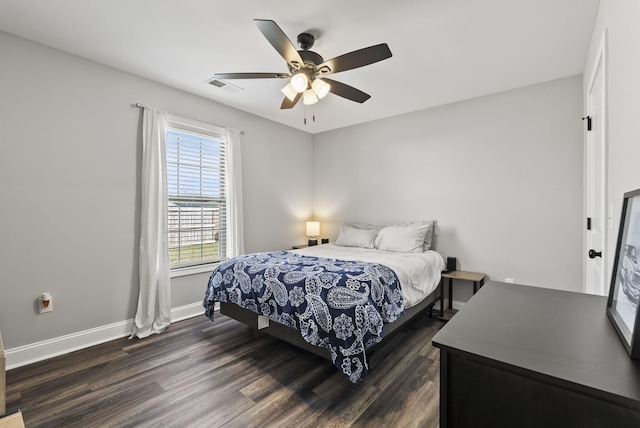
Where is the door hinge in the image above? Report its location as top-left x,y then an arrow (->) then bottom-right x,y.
587,217 -> 592,230
582,115 -> 592,131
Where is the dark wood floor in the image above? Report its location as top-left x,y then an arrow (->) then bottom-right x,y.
6,310 -> 445,427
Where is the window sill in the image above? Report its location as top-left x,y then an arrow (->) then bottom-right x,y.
170,262 -> 220,278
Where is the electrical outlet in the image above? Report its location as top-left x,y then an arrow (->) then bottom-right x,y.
505,278 -> 515,284
39,295 -> 53,314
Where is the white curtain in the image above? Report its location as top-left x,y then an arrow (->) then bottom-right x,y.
131,108 -> 171,339
226,129 -> 245,258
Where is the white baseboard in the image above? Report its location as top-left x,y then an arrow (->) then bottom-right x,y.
451,299 -> 466,311
170,301 -> 205,322
5,302 -> 204,370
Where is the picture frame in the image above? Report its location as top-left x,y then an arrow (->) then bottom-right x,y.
607,188 -> 640,359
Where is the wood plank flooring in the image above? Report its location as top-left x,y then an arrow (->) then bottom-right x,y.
6,311 -> 445,427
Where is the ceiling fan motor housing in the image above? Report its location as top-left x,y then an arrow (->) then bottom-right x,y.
299,50 -> 324,67
289,50 -> 325,80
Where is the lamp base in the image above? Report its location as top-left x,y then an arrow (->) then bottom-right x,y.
308,239 -> 318,246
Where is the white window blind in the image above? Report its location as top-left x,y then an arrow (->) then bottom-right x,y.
166,115 -> 227,268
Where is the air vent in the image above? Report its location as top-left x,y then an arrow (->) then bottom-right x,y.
208,79 -> 226,88
205,77 -> 244,93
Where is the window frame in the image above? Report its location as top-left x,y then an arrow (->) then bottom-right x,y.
166,114 -> 227,277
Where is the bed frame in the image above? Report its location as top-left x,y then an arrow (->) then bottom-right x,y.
220,281 -> 444,360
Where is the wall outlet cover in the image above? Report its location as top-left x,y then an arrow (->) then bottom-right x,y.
39,297 -> 53,314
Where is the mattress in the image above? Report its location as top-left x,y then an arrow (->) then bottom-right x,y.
291,243 -> 444,308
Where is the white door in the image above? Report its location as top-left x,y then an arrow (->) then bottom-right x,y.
585,34 -> 607,296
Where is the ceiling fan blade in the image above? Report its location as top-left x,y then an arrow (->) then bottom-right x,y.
254,19 -> 304,70
281,92 -> 302,109
323,78 -> 371,103
316,43 -> 392,75
214,72 -> 289,79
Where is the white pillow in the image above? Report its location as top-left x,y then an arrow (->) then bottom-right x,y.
375,224 -> 429,253
344,221 -> 382,233
388,220 -> 435,250
334,224 -> 378,248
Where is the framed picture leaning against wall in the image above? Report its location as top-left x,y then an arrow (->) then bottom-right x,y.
607,188 -> 640,359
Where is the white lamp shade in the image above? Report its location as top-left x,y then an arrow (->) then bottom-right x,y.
281,83 -> 297,101
303,88 -> 318,105
311,78 -> 331,99
290,73 -> 308,93
306,221 -> 320,237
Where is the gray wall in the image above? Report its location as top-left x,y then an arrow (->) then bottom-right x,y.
0,32 -> 313,349
313,76 -> 584,299
8,0 -> 640,353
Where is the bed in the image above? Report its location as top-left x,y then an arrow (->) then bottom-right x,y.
203,221 -> 445,383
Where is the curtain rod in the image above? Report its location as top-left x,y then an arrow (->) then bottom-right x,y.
133,103 -> 245,135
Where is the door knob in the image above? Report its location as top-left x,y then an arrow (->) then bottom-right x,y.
588,249 -> 602,259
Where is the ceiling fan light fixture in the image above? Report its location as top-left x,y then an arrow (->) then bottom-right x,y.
290,73 -> 308,93
311,78 -> 331,99
303,88 -> 318,105
281,83 -> 298,101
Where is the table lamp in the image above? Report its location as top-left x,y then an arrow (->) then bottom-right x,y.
306,221 -> 320,246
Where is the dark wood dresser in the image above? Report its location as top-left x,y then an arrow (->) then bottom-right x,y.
432,281 -> 640,427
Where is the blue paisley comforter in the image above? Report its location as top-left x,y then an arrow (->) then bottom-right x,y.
203,251 -> 405,383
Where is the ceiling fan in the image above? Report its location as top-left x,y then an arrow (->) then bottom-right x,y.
213,19 -> 392,109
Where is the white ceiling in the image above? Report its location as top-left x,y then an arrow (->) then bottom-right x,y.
0,0 -> 599,134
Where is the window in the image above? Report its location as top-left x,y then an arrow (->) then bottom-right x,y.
166,115 -> 227,269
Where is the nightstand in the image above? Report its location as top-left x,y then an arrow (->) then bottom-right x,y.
292,245 -> 308,250
441,270 -> 486,310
